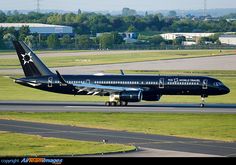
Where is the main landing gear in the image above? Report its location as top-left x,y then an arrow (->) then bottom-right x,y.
105,101 -> 128,106
105,94 -> 129,106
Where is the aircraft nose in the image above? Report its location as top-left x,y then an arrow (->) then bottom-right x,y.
222,86 -> 230,94
225,86 -> 230,94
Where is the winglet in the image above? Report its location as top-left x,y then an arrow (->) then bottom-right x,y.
9,76 -> 17,80
56,70 -> 68,84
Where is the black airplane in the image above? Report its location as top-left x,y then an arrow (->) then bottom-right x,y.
12,41 -> 230,107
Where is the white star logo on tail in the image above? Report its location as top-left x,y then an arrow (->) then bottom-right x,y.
21,52 -> 33,65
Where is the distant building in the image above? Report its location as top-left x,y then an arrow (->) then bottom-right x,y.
122,32 -> 138,43
0,23 -> 73,35
219,35 -> 236,45
97,32 -> 138,44
160,33 -> 215,41
182,41 -> 197,46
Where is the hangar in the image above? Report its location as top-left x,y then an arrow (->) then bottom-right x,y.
219,35 -> 236,45
0,23 -> 73,35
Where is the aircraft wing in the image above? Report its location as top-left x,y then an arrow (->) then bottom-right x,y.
73,83 -> 141,95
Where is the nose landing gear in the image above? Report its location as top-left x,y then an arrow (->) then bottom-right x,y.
200,96 -> 207,108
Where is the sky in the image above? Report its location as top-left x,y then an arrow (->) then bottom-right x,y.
0,0 -> 235,11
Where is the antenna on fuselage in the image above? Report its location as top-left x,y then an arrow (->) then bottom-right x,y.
120,69 -> 125,75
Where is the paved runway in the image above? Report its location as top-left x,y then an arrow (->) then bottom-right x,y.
0,101 -> 236,113
1,55 -> 236,75
0,119 -> 235,157
54,55 -> 236,74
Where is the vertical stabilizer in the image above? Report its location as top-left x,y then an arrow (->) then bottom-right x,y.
13,41 -> 53,77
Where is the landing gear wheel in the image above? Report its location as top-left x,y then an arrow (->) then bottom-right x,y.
124,101 -> 128,106
111,101 -> 117,106
105,101 -> 111,106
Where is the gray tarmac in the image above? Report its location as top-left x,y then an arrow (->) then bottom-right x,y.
1,101 -> 236,157
54,55 -> 236,74
1,101 -> 236,113
1,55 -> 236,75
0,119 -> 235,157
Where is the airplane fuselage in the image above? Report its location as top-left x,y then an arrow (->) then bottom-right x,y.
16,74 -> 230,101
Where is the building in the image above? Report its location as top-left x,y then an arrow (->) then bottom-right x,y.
182,41 -> 197,46
97,32 -> 138,44
0,23 -> 73,35
122,32 -> 138,43
219,35 -> 236,45
160,33 -> 215,41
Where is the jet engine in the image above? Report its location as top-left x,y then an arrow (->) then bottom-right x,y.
142,94 -> 162,101
111,91 -> 143,102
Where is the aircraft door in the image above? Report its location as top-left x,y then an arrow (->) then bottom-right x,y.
202,79 -> 208,89
86,79 -> 90,84
48,77 -> 53,88
159,78 -> 165,89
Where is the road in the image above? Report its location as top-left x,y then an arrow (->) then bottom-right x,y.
0,101 -> 236,113
0,119 -> 235,157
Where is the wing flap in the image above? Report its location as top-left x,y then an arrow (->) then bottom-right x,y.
73,83 -> 141,95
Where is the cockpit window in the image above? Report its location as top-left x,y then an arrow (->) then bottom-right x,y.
213,82 -> 223,87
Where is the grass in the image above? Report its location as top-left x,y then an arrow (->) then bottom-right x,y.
0,112 -> 235,142
0,49 -> 235,69
0,70 -> 235,103
0,131 -> 135,156
0,49 -> 91,55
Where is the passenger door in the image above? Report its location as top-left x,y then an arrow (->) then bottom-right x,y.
48,77 -> 53,88
202,79 -> 208,90
159,78 -> 164,89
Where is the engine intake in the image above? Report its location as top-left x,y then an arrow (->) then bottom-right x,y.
120,91 -> 143,102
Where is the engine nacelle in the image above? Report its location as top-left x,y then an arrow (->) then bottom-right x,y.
111,91 -> 143,102
142,94 -> 162,101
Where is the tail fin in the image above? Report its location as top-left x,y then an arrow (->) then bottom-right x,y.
13,41 -> 53,77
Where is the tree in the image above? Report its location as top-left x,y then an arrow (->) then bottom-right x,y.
19,26 -> 30,41
24,35 -> 36,48
112,32 -> 124,44
88,14 -> 112,33
61,34 -> 72,48
47,34 -> 60,49
149,35 -> 165,46
77,9 -> 82,15
0,10 -> 6,22
0,28 -> 6,49
127,25 -> 137,32
111,17 -> 125,31
98,33 -> 114,49
75,35 -> 93,49
168,10 -> 177,18
3,33 -> 16,49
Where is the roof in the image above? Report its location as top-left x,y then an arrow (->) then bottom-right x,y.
0,23 -> 70,28
0,23 -> 73,34
220,35 -> 236,38
161,33 -> 215,37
